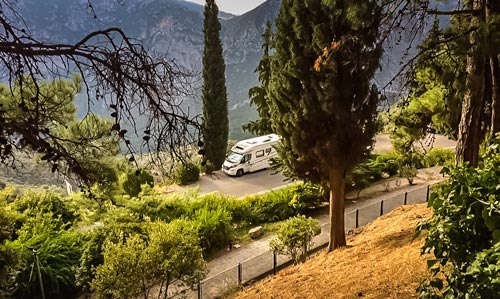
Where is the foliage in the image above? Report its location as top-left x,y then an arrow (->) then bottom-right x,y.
418,137 -> 500,298
244,188 -> 297,224
126,192 -> 189,222
243,20 -> 274,135
373,152 -> 400,177
269,215 -> 320,264
422,148 -> 455,168
91,234 -> 146,299
192,207 -> 232,253
0,2 -> 200,183
348,165 -> 376,198
201,0 -> 229,173
75,221 -> 146,294
400,165 -> 418,185
6,214 -> 82,299
12,190 -> 78,225
54,114 -> 121,185
289,182 -> 326,211
91,220 -> 207,299
268,0 -> 382,250
387,18 -> 465,168
397,17 -> 466,141
173,162 -> 200,185
0,198 -> 21,298
119,167 -> 154,198
269,0 -> 381,183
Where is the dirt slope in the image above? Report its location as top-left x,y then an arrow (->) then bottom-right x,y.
234,204 -> 431,299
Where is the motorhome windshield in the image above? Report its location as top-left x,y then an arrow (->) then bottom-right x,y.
227,152 -> 243,164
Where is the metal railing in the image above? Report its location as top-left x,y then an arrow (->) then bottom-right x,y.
168,184 -> 431,299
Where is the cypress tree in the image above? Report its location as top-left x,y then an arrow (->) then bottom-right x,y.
243,20 -> 274,136
268,0 -> 382,251
201,0 -> 228,173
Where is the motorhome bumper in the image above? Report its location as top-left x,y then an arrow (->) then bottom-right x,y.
222,166 -> 238,176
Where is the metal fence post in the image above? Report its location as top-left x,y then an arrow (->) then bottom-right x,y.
273,253 -> 277,275
380,200 -> 384,216
238,262 -> 242,287
355,209 -> 359,228
404,191 -> 408,205
426,185 -> 430,202
197,282 -> 202,299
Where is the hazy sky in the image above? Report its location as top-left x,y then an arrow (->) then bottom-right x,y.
185,0 -> 267,15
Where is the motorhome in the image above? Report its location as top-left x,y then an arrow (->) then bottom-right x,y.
222,134 -> 279,176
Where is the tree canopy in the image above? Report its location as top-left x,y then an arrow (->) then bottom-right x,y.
201,0 -> 229,173
0,0 -> 200,183
268,0 -> 382,250
243,20 -> 274,136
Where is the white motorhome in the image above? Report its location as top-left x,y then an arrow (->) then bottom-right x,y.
222,134 -> 279,176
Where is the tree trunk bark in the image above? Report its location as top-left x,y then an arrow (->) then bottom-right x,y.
486,0 -> 500,136
489,54 -> 500,136
327,167 -> 346,252
456,0 -> 486,167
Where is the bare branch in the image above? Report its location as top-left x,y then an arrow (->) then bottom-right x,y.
426,9 -> 480,16
0,1 -> 200,185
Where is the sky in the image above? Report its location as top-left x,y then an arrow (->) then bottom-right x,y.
184,0 -> 267,15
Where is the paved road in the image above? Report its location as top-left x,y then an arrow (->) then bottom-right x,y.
187,169 -> 291,198
181,134 -> 456,197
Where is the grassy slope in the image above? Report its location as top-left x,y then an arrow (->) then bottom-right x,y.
234,204 -> 431,299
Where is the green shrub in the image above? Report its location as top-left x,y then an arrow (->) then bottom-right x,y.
269,215 -> 320,264
400,165 -> 418,185
417,138 -> 500,298
422,148 -> 455,168
91,220 -> 206,299
173,162 -> 200,185
193,207 -> 233,253
7,214 -> 83,299
289,183 -> 325,212
187,193 -> 235,213
119,168 -> 154,198
245,188 -> 297,224
373,152 -> 400,176
127,193 -> 189,222
13,191 -> 78,225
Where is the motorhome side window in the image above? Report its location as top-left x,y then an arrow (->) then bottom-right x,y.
265,148 -> 272,155
256,150 -> 264,158
242,154 -> 251,163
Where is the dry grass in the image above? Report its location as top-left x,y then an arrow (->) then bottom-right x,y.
234,204 -> 432,299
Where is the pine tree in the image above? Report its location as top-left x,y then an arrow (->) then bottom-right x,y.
268,0 -> 382,251
201,0 -> 228,173
243,20 -> 273,136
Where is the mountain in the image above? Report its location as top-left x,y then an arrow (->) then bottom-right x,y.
16,0 -> 280,139
14,0 -> 455,140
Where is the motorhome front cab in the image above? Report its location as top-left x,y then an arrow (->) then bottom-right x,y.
222,134 -> 279,176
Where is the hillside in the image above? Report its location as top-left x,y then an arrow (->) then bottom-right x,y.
234,204 -> 432,299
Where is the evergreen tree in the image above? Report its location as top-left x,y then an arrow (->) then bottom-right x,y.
201,0 -> 228,173
268,0 -> 382,251
243,21 -> 274,135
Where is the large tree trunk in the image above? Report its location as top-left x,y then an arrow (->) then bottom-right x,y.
456,0 -> 486,167
327,167 -> 346,252
489,54 -> 500,136
487,0 -> 500,136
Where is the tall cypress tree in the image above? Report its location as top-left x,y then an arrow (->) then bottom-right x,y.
243,20 -> 273,136
268,0 -> 382,251
201,0 -> 228,173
